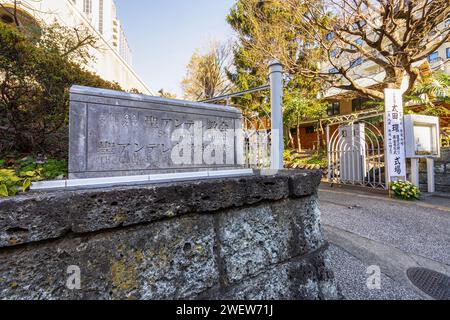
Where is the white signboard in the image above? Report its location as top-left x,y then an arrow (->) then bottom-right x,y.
404,114 -> 440,158
384,89 -> 406,180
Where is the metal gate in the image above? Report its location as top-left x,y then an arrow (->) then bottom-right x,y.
202,87 -> 273,170
327,118 -> 386,189
202,61 -> 283,171
242,112 -> 271,169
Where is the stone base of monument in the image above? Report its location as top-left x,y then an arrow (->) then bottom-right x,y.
0,170 -> 339,300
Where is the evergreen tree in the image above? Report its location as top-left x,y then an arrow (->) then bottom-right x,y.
226,0 -> 327,149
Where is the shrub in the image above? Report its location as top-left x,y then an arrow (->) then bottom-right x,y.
0,169 -> 23,197
0,22 -> 122,157
284,149 -> 327,168
0,157 -> 67,197
390,181 -> 421,201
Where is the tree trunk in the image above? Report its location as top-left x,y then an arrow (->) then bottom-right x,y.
296,123 -> 302,152
318,120 -> 326,152
288,129 -> 295,149
296,126 -> 302,152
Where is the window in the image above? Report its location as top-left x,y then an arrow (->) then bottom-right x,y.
352,98 -> 370,112
355,38 -> 363,46
327,102 -> 340,116
350,57 -> 363,68
0,14 -> 14,24
447,48 -> 450,59
352,20 -> 366,30
445,19 -> 450,28
428,51 -> 439,63
326,32 -> 334,41
331,49 -> 339,58
99,0 -> 104,34
306,126 -> 316,134
329,67 -> 339,74
83,0 -> 92,15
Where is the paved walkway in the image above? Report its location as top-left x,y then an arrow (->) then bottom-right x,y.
319,185 -> 450,300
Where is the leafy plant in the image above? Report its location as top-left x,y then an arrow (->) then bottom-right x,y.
41,160 -> 67,180
406,72 -> 450,117
441,128 -> 450,148
390,181 -> 421,201
0,157 -> 67,197
0,169 -> 22,197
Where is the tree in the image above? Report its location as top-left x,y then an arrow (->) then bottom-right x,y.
158,89 -> 177,99
227,0 -> 327,149
284,90 -> 327,151
0,22 -> 121,156
276,0 -> 450,100
182,42 -> 233,101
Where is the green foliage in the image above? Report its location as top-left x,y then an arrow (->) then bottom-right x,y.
0,169 -> 22,197
406,72 -> 450,117
284,91 -> 328,127
40,159 -> 67,180
0,22 -> 122,157
441,128 -> 450,148
390,181 -> 421,201
283,149 -> 327,168
226,0 -> 325,121
0,157 -> 67,197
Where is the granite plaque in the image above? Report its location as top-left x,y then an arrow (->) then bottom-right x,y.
69,86 -> 243,179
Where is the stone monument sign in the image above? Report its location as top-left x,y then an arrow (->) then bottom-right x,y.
69,86 -> 243,179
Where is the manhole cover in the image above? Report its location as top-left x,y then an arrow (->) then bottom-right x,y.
407,268 -> 450,300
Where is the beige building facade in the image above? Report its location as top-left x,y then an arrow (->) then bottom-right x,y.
0,0 -> 150,94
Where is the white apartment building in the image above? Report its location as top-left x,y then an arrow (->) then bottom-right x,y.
0,0 -> 150,94
320,17 -> 450,115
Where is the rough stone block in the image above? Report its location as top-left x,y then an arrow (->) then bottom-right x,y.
0,170 -> 338,300
434,162 -> 446,174
0,215 -> 218,300
220,247 -> 339,300
287,170 -> 322,197
217,196 -> 325,284
0,173 -> 296,248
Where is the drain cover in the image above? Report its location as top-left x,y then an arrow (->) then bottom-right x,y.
407,268 -> 450,300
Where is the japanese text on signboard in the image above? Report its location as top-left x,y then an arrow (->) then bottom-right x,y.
385,89 -> 406,179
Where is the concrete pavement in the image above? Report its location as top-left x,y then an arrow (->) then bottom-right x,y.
318,185 -> 450,300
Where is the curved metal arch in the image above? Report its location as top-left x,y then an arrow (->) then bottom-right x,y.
327,118 -> 386,190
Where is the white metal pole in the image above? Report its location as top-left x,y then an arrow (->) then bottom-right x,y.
269,60 -> 284,170
410,158 -> 420,187
327,125 -> 331,182
426,158 -> 435,193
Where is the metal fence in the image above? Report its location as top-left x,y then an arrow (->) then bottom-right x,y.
327,118 -> 386,189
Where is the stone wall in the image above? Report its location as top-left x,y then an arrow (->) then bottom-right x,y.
419,148 -> 450,193
0,170 -> 339,300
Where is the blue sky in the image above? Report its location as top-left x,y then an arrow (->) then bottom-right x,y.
115,0 -> 236,96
